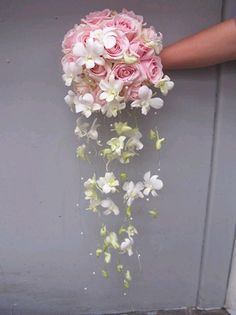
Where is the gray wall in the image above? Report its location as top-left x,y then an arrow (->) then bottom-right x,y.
0,0 -> 235,314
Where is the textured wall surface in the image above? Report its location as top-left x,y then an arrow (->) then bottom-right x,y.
0,1 -> 235,314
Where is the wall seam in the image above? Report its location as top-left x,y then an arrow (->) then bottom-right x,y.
195,0 -> 225,306
224,225 -> 236,306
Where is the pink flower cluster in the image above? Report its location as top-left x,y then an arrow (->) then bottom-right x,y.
61,8 -> 164,113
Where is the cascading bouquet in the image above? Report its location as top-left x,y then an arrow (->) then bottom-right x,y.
62,8 -> 174,290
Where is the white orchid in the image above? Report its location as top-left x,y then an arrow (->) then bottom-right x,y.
64,90 -> 76,111
84,175 -> 101,212
75,117 -> 100,141
125,129 -> 143,151
74,93 -> 101,118
105,232 -> 120,249
154,32 -> 163,54
107,136 -> 126,155
122,181 -> 144,206
156,75 -> 174,95
62,62 -> 82,86
131,85 -> 163,115
97,172 -> 119,194
120,237 -> 134,256
99,75 -> 124,103
84,175 -> 98,200
143,171 -> 163,197
87,198 -> 101,212
101,99 -> 126,117
87,118 -> 100,140
90,27 -> 117,49
101,199 -> 120,216
127,225 -> 138,238
73,38 -> 105,69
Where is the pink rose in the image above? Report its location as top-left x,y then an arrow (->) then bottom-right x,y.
106,14 -> 141,41
124,83 -> 142,101
121,8 -> 143,23
62,26 -> 79,54
62,25 -> 92,53
129,40 -> 155,60
87,64 -> 110,82
104,33 -> 129,60
141,56 -> 163,84
61,53 -> 77,69
81,9 -> 112,26
75,25 -> 91,46
113,63 -> 143,85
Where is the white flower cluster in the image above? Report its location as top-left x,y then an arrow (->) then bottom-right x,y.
102,122 -> 143,164
84,172 -> 120,215
123,171 -> 163,206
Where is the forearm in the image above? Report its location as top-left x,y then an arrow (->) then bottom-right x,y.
160,18 -> 236,70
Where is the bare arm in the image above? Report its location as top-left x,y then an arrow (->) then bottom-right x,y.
160,18 -> 236,70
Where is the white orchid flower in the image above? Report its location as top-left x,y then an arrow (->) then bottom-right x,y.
125,129 -> 143,151
156,75 -> 174,95
101,99 -> 126,117
122,181 -> 144,206
120,237 -> 134,256
64,90 -> 76,111
154,32 -> 163,54
74,117 -> 89,138
99,75 -> 124,103
127,225 -> 138,238
87,198 -> 101,212
97,172 -> 119,194
73,38 -> 105,69
84,175 -> 98,200
87,118 -> 100,140
90,27 -> 117,49
143,171 -> 163,197
107,136 -> 126,155
74,93 -> 101,118
101,199 -> 120,216
84,175 -> 100,213
131,85 -> 163,115
105,232 -> 120,249
62,62 -> 82,86
75,117 -> 100,141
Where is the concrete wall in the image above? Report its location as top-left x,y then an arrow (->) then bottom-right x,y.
0,1 -> 235,314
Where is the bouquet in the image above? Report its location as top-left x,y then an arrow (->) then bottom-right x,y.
61,8 -> 174,291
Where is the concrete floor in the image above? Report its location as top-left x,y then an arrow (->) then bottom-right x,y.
106,309 -> 229,315
0,307 -> 230,315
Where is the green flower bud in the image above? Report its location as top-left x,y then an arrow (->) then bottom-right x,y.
126,206 -> 132,218
116,264 -> 124,273
101,270 -> 109,278
125,270 -> 132,281
76,144 -> 87,160
124,53 -> 138,64
124,279 -> 130,289
148,209 -> 159,218
120,172 -> 128,181
96,248 -> 103,257
100,224 -> 107,237
118,225 -> 127,235
114,122 -> 132,135
149,129 -> 156,141
155,138 -> 165,151
104,252 -> 111,264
